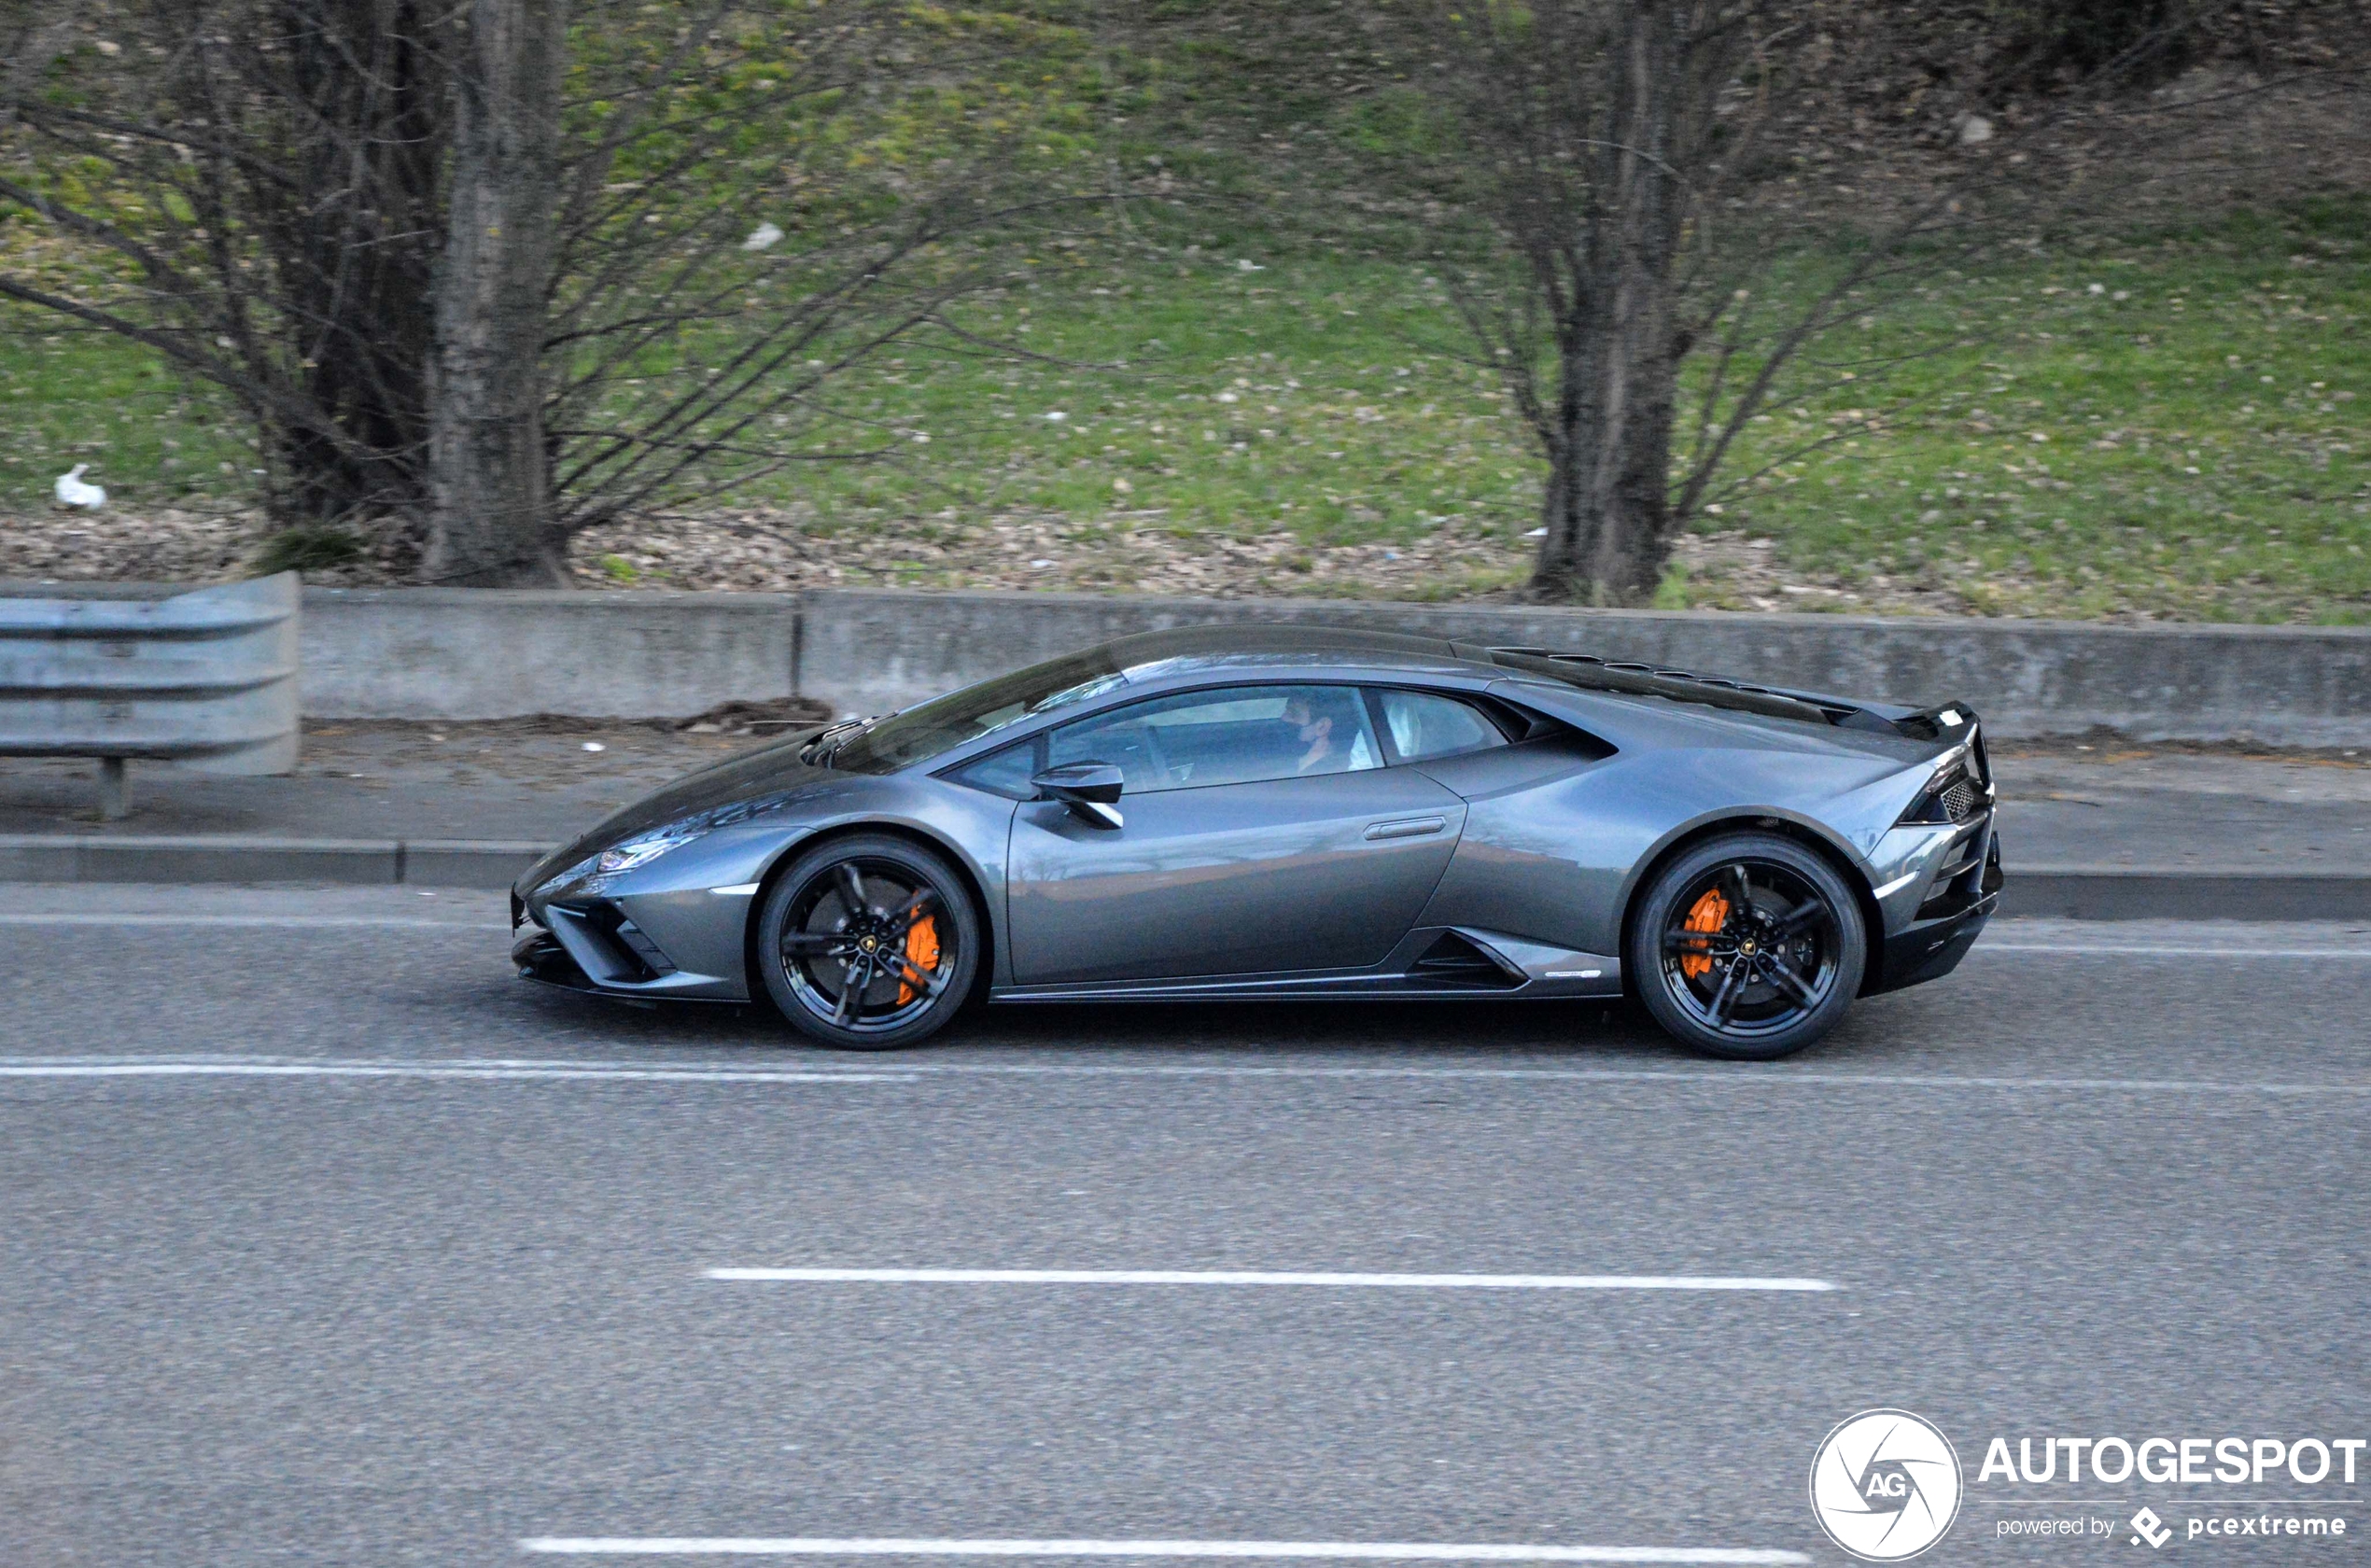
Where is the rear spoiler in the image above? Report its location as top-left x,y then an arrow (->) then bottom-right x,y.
1480,646 -> 1979,747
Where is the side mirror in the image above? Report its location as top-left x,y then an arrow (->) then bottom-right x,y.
1032,761 -> 1125,830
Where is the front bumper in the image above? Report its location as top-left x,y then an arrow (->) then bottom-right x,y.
508,884 -> 752,1001
1868,830 -> 2003,994
512,923 -> 598,992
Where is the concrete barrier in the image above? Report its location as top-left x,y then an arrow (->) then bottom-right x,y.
795,589 -> 2371,747
299,587 -> 798,720
5,581 -> 2364,743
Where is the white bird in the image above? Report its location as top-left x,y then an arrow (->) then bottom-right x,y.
742,221 -> 784,251
54,464 -> 105,509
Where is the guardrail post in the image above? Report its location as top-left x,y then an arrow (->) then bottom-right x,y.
98,758 -> 130,820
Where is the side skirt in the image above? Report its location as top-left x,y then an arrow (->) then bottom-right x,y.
988,926 -> 1622,1005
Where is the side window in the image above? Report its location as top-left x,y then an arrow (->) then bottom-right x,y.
1047,684 -> 1382,794
1376,688 -> 1508,763
946,737 -> 1042,800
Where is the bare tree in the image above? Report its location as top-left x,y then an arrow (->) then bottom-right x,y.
1543,4 -> 1737,601
1392,0 -> 2240,605
2,0 -> 450,526
0,0 -> 1054,584
1383,0 -> 1824,603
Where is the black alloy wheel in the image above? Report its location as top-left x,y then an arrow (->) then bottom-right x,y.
1627,832 -> 1866,1060
757,833 -> 981,1049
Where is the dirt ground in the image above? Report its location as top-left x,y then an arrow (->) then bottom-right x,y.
0,501 -> 1973,615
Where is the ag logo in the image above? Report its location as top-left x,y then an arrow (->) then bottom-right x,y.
1808,1408 -> 1963,1561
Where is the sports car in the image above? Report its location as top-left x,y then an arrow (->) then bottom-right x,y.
512,625 -> 2000,1059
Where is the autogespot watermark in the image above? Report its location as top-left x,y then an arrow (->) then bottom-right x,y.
1976,1434 -> 2367,1487
1976,1434 -> 2360,1549
1809,1409 -> 1965,1561
1810,1412 -> 2363,1556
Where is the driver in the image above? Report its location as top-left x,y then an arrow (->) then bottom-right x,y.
1281,692 -> 1376,775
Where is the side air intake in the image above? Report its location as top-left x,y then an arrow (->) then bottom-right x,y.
1410,931 -> 1525,988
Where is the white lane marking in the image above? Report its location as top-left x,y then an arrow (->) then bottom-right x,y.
0,1062 -> 906,1085
705,1267 -> 1833,1292
0,913 -> 507,931
517,1538 -> 1807,1565
1976,943 -> 2371,959
1,1057 -> 2366,1097
900,1063 -> 2371,1095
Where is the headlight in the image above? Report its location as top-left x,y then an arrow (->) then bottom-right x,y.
596,827 -> 707,873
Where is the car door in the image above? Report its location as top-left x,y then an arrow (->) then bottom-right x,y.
1003,683 -> 1467,986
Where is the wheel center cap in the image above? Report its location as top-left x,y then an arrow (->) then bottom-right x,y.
860,936 -> 877,952
1741,939 -> 1759,955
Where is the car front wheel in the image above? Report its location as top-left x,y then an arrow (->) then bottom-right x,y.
757,833 -> 981,1050
1626,832 -> 1867,1061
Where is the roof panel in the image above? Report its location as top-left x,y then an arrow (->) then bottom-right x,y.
1103,623 -> 1475,679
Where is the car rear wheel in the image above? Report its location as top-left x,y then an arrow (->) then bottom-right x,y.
1626,833 -> 1866,1061
757,833 -> 981,1050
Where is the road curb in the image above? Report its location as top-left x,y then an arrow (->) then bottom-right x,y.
1998,867 -> 2371,921
1,836 -> 2364,917
0,835 -> 547,890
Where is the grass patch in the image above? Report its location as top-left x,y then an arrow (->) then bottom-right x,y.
758,248 -> 1533,553
251,525 -> 364,576
0,314 -> 253,515
1710,200 -> 2370,623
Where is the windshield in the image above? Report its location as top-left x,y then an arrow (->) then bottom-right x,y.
827,649 -> 1127,774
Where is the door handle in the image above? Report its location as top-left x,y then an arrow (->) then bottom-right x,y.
1364,816 -> 1447,841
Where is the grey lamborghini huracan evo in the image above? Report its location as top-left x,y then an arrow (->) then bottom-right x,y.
512,625 -> 2000,1059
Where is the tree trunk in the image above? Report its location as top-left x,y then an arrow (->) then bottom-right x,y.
1525,0 -> 1695,606
274,0 -> 443,526
1530,312 -> 1677,605
425,0 -> 568,587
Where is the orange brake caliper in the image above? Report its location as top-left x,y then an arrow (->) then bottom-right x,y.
1678,889 -> 1729,978
897,913 -> 941,1004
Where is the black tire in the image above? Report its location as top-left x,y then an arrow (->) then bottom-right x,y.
1625,832 -> 1866,1061
756,833 -> 982,1050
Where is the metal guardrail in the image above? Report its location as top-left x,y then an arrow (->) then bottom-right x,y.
0,573 -> 300,819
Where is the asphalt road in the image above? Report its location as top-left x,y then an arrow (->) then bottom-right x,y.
3,887 -> 2367,1566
